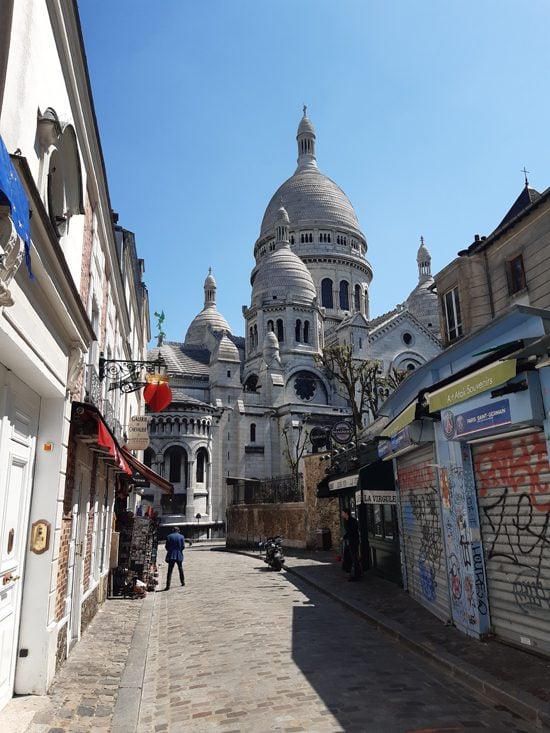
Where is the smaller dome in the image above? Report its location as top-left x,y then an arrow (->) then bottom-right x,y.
184,306 -> 231,347
204,268 -> 216,288
217,334 -> 240,361
251,245 -> 317,307
297,114 -> 315,137
277,206 -> 290,225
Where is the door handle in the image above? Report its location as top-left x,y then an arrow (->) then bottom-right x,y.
2,573 -> 20,586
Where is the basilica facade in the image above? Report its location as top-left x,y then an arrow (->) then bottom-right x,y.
144,111 -> 442,537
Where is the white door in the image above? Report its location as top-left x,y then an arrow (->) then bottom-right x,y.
66,464 -> 90,650
0,376 -> 39,711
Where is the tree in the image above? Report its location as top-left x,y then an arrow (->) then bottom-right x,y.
316,344 -> 408,439
281,420 -> 311,492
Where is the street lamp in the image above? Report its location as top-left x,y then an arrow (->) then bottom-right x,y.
195,512 -> 202,540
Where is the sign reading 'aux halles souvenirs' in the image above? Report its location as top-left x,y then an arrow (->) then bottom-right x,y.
126,415 -> 150,451
427,359 -> 517,413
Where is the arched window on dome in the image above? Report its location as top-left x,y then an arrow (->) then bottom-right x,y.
304,320 -> 310,343
249,326 -> 254,349
277,319 -> 284,342
250,423 -> 256,443
253,324 -> 258,348
295,319 -> 302,342
340,280 -> 350,311
267,319 -> 274,333
290,235 -> 295,245
321,278 -> 333,309
354,284 -> 361,311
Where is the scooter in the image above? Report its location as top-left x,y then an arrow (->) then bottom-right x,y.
259,535 -> 285,571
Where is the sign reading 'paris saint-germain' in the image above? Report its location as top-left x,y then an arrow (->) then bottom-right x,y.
442,398 -> 511,440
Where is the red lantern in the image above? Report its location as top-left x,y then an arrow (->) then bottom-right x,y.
143,373 -> 172,412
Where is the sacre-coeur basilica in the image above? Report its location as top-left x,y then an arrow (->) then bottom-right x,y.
144,110 -> 442,535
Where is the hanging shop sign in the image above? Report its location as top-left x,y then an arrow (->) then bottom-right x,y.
331,421 -> 353,444
442,399 -> 511,440
126,415 -> 150,451
143,373 -> 172,412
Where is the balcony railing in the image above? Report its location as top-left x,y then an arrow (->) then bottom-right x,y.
84,364 -> 124,444
229,475 -> 304,506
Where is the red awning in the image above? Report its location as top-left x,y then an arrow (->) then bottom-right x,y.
72,402 -> 132,475
120,446 -> 174,495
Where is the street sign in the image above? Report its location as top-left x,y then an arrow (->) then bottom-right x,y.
309,425 -> 328,447
331,420 -> 353,444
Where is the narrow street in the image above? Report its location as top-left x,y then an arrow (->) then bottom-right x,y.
3,543 -> 540,733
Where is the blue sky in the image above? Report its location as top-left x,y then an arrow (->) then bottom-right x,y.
78,1 -> 550,346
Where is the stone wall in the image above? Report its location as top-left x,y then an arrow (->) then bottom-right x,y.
226,455 -> 341,551
226,503 -> 306,548
302,455 -> 341,550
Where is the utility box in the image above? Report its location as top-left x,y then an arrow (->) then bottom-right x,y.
316,528 -> 331,550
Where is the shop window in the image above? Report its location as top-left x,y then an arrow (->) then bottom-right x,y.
443,286 -> 463,342
506,254 -> 527,295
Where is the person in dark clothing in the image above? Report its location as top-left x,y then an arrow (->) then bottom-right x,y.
164,526 -> 185,589
341,508 -> 361,581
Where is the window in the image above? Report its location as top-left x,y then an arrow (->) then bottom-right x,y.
443,286 -> 463,342
196,448 -> 208,483
506,254 -> 527,295
321,278 -> 333,308
354,284 -> 361,311
267,319 -> 274,332
227,370 -> 231,378
339,280 -> 349,310
295,319 -> 302,342
250,423 -> 256,442
166,446 -> 187,485
402,332 -> 412,345
303,320 -> 310,343
277,319 -> 284,342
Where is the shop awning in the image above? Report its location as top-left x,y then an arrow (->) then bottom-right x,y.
427,359 -> 517,413
328,471 -> 359,492
120,446 -> 174,494
359,459 -> 395,491
72,402 -> 132,475
381,400 -> 418,438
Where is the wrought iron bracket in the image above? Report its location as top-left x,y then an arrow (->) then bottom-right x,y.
98,352 -> 167,393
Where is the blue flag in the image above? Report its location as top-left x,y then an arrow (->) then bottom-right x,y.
0,135 -> 34,279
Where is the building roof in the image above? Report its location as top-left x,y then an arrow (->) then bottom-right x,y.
149,342 -> 210,376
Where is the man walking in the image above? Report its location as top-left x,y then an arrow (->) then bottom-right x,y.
164,526 -> 185,590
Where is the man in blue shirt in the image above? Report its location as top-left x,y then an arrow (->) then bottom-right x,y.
164,526 -> 185,590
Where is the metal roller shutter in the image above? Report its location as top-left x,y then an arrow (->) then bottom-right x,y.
473,431 -> 550,655
397,445 -> 451,622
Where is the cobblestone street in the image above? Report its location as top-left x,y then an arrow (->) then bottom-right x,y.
1,544 -> 542,732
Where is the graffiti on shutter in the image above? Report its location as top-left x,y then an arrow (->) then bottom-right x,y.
397,445 -> 451,622
474,431 -> 550,653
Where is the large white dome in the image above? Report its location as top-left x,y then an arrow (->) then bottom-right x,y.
258,111 -> 363,241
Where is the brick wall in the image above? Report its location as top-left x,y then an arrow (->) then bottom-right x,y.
302,455 -> 341,549
83,454 -> 97,592
55,426 -> 77,622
